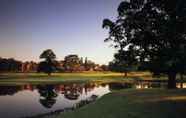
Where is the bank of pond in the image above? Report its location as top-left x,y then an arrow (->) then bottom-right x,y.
0,81 -> 185,118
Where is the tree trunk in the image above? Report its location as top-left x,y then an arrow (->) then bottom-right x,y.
124,71 -> 127,77
168,72 -> 177,89
48,73 -> 51,76
180,73 -> 183,88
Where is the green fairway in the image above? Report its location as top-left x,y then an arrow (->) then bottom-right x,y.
0,72 -> 153,84
0,72 -> 185,85
57,89 -> 186,118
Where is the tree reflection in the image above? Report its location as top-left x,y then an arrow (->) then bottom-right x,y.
36,84 -> 85,107
64,84 -> 81,100
109,82 -> 133,91
0,86 -> 22,96
37,85 -> 58,109
0,82 -> 108,109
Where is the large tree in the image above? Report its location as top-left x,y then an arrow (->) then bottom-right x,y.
109,46 -> 138,76
103,0 -> 186,88
38,49 -> 57,75
63,55 -> 81,72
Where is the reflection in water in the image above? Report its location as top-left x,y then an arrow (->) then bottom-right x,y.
32,83 -> 108,108
0,86 -> 22,96
177,83 -> 186,88
108,82 -> 133,91
0,81 -> 185,118
0,82 -> 110,118
37,85 -> 58,109
135,82 -> 186,89
108,81 -> 186,90
60,83 -> 82,100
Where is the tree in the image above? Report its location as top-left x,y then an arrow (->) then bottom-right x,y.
103,0 -> 186,88
0,58 -> 22,72
110,45 -> 138,76
38,49 -> 57,75
100,64 -> 109,71
108,60 -> 126,74
84,57 -> 95,71
63,55 -> 81,72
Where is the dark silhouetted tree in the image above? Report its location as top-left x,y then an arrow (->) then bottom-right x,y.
103,0 -> 186,88
38,49 -> 57,75
63,55 -> 81,72
109,45 -> 138,76
0,58 -> 22,72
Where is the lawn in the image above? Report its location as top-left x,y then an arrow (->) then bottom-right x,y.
0,71 -> 184,85
56,89 -> 186,118
0,71 -> 154,85
0,71 -> 152,78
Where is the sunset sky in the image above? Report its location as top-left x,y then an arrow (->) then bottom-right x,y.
0,0 -> 122,64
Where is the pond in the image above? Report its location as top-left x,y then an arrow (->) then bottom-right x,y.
0,82 -> 110,118
0,81 -> 185,118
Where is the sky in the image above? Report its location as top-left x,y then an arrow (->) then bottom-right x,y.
0,0 -> 123,64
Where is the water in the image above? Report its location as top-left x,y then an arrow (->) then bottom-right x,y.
0,81 -> 185,118
0,83 -> 110,118
108,81 -> 186,90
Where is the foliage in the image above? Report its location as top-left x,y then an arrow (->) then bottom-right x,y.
84,58 -> 96,71
0,58 -> 22,72
38,49 -> 57,75
0,55 -> 106,73
103,0 -> 186,88
37,61 -> 55,75
64,55 -> 81,72
109,46 -> 138,76
40,49 -> 56,61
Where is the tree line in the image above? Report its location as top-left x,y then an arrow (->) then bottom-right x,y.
0,58 -> 22,72
37,49 -> 109,75
0,49 -> 108,74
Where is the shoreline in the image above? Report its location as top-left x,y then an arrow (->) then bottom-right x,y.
60,88 -> 186,118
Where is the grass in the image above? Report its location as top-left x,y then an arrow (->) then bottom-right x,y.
0,71 -> 185,85
0,71 -> 153,85
55,89 -> 186,118
0,71 -> 151,78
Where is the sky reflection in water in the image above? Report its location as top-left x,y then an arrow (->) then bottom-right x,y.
0,81 -> 185,118
0,83 -> 110,118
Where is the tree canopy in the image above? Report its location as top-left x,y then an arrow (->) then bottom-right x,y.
40,49 -> 56,61
109,46 -> 138,76
103,0 -> 186,88
63,55 -> 81,72
38,49 -> 57,75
